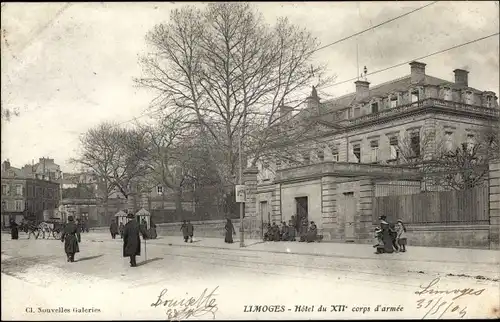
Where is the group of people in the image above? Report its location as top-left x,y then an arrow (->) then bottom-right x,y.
60,213 -> 148,267
373,215 -> 408,254
109,218 -> 157,240
264,215 -> 318,243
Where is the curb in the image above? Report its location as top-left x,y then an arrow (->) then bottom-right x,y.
86,235 -> 498,266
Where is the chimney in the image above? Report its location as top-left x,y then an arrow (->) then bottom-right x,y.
2,160 -> 10,171
409,61 -> 426,84
354,80 -> 370,100
453,69 -> 469,87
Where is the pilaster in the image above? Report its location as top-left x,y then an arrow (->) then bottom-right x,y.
489,160 -> 500,249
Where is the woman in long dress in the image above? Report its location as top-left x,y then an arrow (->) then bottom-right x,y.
306,221 -> 318,243
224,218 -> 235,243
379,216 -> 394,254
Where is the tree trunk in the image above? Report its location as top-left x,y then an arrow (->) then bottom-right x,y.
175,187 -> 183,213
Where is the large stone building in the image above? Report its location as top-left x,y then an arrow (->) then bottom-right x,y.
247,61 -> 499,245
1,160 -> 60,226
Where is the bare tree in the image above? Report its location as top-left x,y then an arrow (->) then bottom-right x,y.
136,3 -> 332,216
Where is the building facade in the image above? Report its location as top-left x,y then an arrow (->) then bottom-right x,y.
1,160 -> 60,226
249,62 -> 499,245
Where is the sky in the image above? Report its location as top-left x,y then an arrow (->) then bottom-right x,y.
1,1 -> 499,172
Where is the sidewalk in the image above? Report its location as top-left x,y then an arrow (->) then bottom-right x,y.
82,231 -> 500,266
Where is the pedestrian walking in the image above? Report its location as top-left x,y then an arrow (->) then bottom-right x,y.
61,216 -> 80,262
306,221 -> 317,243
119,222 -> 125,239
187,220 -> 194,243
110,220 -> 119,239
180,220 -> 189,242
224,218 -> 236,243
123,213 -> 143,267
395,219 -> 408,252
9,219 -> 19,240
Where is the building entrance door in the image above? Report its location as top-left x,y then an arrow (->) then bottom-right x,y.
344,192 -> 356,241
295,197 -> 308,232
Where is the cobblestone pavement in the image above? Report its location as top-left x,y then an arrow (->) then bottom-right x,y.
1,232 -> 499,320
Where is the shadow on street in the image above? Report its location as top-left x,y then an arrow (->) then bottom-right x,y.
137,257 -> 163,267
76,254 -> 104,262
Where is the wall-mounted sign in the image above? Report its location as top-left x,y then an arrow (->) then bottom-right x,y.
235,185 -> 246,203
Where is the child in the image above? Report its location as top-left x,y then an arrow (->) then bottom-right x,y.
373,227 -> 384,254
395,219 -> 407,252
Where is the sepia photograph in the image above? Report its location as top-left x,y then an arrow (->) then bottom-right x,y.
1,1 -> 499,320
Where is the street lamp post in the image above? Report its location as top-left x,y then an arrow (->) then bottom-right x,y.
239,129 -> 245,248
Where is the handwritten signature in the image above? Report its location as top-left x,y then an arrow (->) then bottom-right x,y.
415,277 -> 486,319
151,286 -> 219,320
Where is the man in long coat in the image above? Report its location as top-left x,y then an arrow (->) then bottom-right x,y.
61,216 -> 80,262
123,213 -> 144,267
180,220 -> 189,242
224,218 -> 235,243
10,219 -> 19,240
299,217 -> 308,242
306,221 -> 318,243
187,220 -> 194,243
110,219 -> 119,239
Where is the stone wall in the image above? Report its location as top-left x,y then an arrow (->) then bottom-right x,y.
489,160 -> 500,249
405,225 -> 491,249
155,219 -> 243,239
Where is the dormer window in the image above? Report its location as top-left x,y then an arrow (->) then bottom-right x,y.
302,153 -> 310,164
390,96 -> 398,108
371,102 -> 379,114
354,107 -> 361,118
486,96 -> 493,108
465,91 -> 473,104
443,87 -> 452,100
316,149 -> 324,162
411,90 -> 420,103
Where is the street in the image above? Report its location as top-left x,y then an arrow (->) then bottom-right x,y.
1,231 -> 499,320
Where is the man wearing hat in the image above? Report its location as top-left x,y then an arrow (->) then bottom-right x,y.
61,216 -> 80,262
123,212 -> 145,267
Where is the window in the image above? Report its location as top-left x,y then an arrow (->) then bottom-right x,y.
390,96 -> 398,108
389,136 -> 399,160
331,146 -> 339,162
15,200 -> 23,211
276,160 -> 282,169
410,132 -> 421,157
262,162 -> 271,180
354,107 -> 361,118
157,186 -> 163,194
443,87 -> 452,100
2,184 -> 9,195
353,144 -> 361,163
16,185 -> 22,195
465,91 -> 473,104
486,96 -> 493,108
411,90 -> 419,103
444,131 -> 454,152
370,140 -> 379,163
371,102 -> 379,114
317,150 -> 324,162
